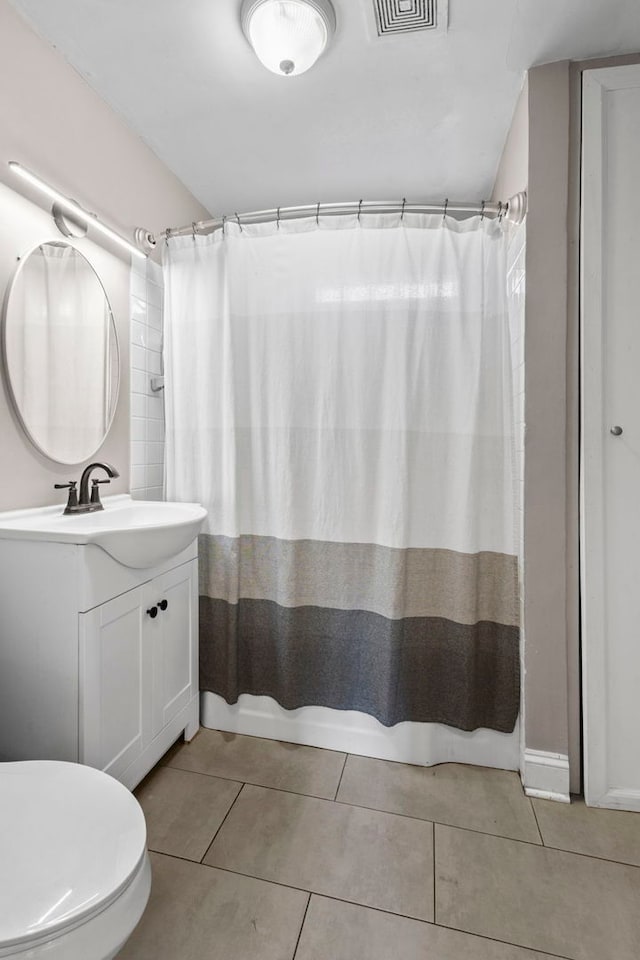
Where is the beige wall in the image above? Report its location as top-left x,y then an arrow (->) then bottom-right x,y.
492,63 -> 573,765
491,66 -> 573,766
523,61 -> 572,760
491,64 -> 574,765
0,0 -> 209,511
492,78 -> 529,202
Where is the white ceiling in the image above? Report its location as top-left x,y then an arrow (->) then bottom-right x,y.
9,0 -> 640,222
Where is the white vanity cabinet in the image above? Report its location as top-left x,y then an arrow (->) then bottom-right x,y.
79,559 -> 197,785
0,534 -> 200,789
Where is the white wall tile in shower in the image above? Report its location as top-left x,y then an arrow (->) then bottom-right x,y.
129,258 -> 165,500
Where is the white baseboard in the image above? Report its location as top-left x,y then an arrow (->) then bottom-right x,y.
522,749 -> 570,802
201,692 -> 520,770
588,788 -> 640,812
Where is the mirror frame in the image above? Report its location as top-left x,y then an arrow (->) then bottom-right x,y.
1,238 -> 121,465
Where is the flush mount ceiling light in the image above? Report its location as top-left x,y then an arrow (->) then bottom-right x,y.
241,0 -> 336,77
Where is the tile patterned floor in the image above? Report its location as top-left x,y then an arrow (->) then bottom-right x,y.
118,729 -> 640,960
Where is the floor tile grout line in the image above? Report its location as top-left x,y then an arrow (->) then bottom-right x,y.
333,794 -> 640,867
529,798 -> 545,845
432,821 -> 436,924
164,760 -> 341,801
426,917 -> 574,960
156,850 -> 446,926
333,753 -> 349,801
162,755 -> 528,835
233,782 -> 436,830
158,762 -> 640,869
158,763 -> 245,789
199,782 -> 246,864
331,793 -> 545,845
291,892 -> 312,960
161,752 -> 640,869
432,818 -> 640,867
148,844 -> 203,863
149,851 -> 572,960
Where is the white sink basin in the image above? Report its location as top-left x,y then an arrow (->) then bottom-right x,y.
0,495 -> 207,568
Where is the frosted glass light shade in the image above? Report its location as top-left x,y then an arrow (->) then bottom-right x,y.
242,0 -> 335,77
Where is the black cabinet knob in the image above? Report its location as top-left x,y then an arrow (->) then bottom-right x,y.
158,599 -> 168,611
146,606 -> 158,619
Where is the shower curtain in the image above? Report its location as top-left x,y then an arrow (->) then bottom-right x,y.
164,213 -> 519,734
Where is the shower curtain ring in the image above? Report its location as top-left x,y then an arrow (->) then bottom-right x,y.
497,201 -> 503,222
401,198 -> 406,221
442,198 -> 448,224
191,222 -> 197,241
165,227 -> 171,246
277,207 -> 281,230
235,212 -> 243,232
480,201 -> 485,221
222,215 -> 227,236
316,202 -> 320,226
358,199 -> 363,224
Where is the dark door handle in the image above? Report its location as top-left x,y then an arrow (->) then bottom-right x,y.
146,606 -> 158,619
158,599 -> 168,611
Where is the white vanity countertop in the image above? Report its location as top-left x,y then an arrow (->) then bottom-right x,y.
0,495 -> 207,568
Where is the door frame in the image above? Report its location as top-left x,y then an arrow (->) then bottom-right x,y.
580,63 -> 640,810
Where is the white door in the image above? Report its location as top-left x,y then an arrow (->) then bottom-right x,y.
581,64 -> 640,810
79,587 -> 152,780
147,561 -> 197,737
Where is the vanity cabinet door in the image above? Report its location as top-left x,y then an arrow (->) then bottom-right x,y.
78,558 -> 197,782
79,587 -> 152,779
147,560 -> 197,738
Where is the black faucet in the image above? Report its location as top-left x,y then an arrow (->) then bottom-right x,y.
79,462 -> 120,510
55,462 -> 120,514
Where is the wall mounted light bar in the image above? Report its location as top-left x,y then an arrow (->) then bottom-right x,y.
8,161 -> 148,259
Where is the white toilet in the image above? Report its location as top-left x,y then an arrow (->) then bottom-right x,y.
0,761 -> 151,959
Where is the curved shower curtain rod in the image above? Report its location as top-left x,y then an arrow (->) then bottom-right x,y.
163,191 -> 527,241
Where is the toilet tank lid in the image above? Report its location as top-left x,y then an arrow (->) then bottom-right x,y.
0,761 -> 147,948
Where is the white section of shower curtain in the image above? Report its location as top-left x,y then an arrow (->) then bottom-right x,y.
163,213 -> 516,557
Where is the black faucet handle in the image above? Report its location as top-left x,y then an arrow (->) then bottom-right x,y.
54,481 -> 79,513
90,477 -> 111,505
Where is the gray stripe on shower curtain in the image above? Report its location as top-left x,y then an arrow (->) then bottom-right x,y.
198,534 -> 520,733
199,533 -> 520,627
199,597 -> 520,733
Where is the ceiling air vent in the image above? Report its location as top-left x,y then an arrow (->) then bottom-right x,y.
371,0 -> 447,37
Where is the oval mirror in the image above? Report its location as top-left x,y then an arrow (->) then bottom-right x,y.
2,241 -> 119,465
